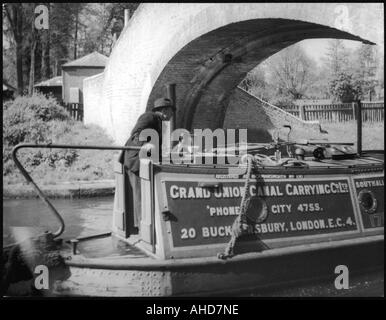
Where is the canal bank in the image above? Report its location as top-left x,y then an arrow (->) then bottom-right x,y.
3,179 -> 115,199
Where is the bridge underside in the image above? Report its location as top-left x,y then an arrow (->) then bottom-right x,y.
85,4 -> 381,144
146,19 -> 372,131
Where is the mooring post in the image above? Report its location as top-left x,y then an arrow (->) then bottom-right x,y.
166,83 -> 176,131
356,99 -> 362,155
70,239 -> 79,255
352,102 -> 356,120
299,104 -> 305,120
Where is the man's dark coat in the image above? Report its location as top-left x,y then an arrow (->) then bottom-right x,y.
120,112 -> 164,173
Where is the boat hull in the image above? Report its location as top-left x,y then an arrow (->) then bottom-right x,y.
51,235 -> 383,297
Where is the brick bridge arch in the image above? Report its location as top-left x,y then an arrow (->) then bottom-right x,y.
85,3 -> 382,144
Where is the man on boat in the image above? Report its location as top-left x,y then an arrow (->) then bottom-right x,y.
120,97 -> 174,232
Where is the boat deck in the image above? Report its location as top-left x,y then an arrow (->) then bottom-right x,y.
64,234 -> 148,260
302,155 -> 384,167
63,233 -> 384,270
156,153 -> 384,175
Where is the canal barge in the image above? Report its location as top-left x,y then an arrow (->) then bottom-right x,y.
6,131 -> 384,296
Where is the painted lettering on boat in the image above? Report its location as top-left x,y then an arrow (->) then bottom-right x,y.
188,217 -> 356,240
165,179 -> 358,247
169,182 -> 349,199
353,175 -> 384,229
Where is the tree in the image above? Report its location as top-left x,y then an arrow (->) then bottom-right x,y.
76,3 -> 112,56
49,3 -> 83,73
306,66 -> 330,99
104,3 -> 139,38
266,44 -> 317,101
351,44 -> 379,100
78,3 -> 140,56
325,40 -> 381,102
40,14 -> 51,80
70,3 -> 88,59
3,3 -> 25,95
324,39 -> 350,77
323,39 -> 368,102
376,51 -> 384,99
3,47 -> 16,88
28,4 -> 37,95
240,44 -> 319,106
2,2 -> 141,92
3,3 -> 50,92
329,72 -> 361,102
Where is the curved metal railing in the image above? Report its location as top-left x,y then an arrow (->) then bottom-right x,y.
11,143 -> 142,238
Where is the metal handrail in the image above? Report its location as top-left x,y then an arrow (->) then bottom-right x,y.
11,143 -> 142,238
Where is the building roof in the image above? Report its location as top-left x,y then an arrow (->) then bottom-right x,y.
34,76 -> 63,87
62,51 -> 108,68
3,81 -> 16,91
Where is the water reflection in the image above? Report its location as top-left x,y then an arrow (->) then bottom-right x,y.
3,196 -> 114,246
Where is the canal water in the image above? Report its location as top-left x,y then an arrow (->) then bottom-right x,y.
3,196 -> 114,246
3,197 -> 383,297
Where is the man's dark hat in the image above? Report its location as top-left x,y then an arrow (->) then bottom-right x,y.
153,97 -> 173,111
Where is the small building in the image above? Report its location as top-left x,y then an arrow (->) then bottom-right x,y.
34,76 -> 63,103
3,81 -> 16,101
61,51 -> 108,105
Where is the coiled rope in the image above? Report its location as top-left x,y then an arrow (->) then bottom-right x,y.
218,155 -> 268,259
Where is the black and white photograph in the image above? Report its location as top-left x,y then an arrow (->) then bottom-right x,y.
2,2 -> 384,303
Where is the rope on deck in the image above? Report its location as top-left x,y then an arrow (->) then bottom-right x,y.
217,155 -> 268,259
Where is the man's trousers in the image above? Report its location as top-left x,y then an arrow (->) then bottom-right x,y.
127,170 -> 141,229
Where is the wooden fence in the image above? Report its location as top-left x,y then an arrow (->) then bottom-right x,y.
281,101 -> 384,122
62,103 -> 84,121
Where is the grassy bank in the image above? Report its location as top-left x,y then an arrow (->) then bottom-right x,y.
319,121 -> 384,150
3,94 -> 119,186
3,123 -> 119,186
